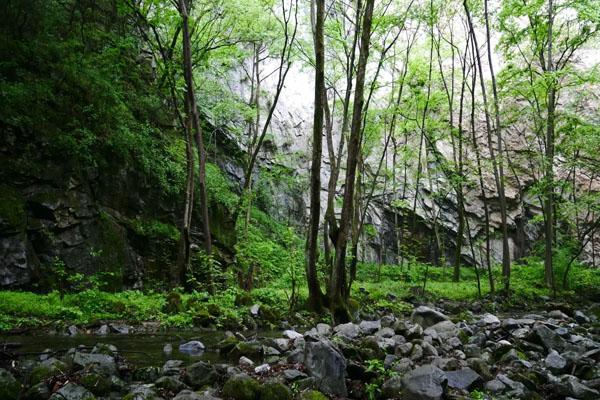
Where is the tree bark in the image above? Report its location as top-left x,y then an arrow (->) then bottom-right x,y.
305,0 -> 325,312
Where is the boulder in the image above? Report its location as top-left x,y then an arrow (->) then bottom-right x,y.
545,350 -> 567,373
445,368 -> 482,390
173,390 -> 221,400
359,320 -> 381,335
162,360 -> 185,376
565,376 -> 600,400
123,384 -> 164,400
303,339 -> 347,396
424,320 -> 457,341
381,376 -> 403,399
411,306 -> 449,329
333,322 -> 361,339
221,374 -> 261,400
259,382 -> 292,400
532,324 -> 567,351
283,330 -> 303,340
179,341 -> 205,355
184,361 -> 218,389
401,364 -> 447,400
155,376 -> 189,393
71,352 -> 117,376
49,383 -> 95,400
283,369 -> 307,382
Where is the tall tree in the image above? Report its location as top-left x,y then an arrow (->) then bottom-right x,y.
306,0 -> 326,312
329,0 -> 375,323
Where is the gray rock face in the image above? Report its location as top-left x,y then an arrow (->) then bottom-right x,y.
445,368 -> 482,390
49,383 -> 95,400
303,339 -> 347,396
401,364 -> 447,400
411,306 -> 449,329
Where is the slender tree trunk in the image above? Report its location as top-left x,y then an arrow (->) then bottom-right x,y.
179,0 -> 213,291
330,0 -> 375,323
544,0 -> 556,291
483,0 -> 511,293
306,0 -> 325,312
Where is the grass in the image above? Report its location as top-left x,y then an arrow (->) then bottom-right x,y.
1,259 -> 598,332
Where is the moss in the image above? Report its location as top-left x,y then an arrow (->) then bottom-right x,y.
29,360 -> 67,384
297,390 -> 328,400
164,292 -> 183,313
0,186 -> 26,230
222,375 -> 261,400
219,336 -> 240,354
259,382 -> 291,400
207,303 -> 222,317
0,368 -> 22,399
131,218 -> 180,242
259,305 -> 280,323
192,307 -> 215,327
96,212 -> 126,290
235,292 -> 254,306
228,342 -> 262,359
79,373 -> 112,396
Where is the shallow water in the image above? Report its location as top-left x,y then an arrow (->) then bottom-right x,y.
1,330 -> 279,367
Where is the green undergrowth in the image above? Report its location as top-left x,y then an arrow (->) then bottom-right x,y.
1,259 -> 598,332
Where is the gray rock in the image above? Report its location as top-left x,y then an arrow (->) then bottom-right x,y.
477,313 -> 501,328
401,364 -> 447,400
283,329 -> 303,340
411,306 -> 449,329
173,389 -> 221,400
424,320 -> 457,341
124,384 -> 164,400
565,376 -> 600,400
272,338 -> 290,352
283,369 -> 307,382
549,310 -> 569,320
250,304 -> 260,316
155,376 -> 189,392
392,358 -> 413,374
574,310 -> 590,324
376,327 -> 396,338
179,341 -> 205,355
484,379 -> 506,393
49,383 -> 95,400
239,356 -> 254,366
94,324 -> 109,335
67,325 -> 78,336
71,352 -> 116,376
545,350 -> 567,373
162,360 -> 185,376
184,361 -> 218,389
445,368 -> 482,390
316,323 -> 332,336
359,320 -> 381,335
532,324 -> 567,351
333,322 -> 360,339
303,339 -> 347,396
497,374 -> 526,397
254,364 -> 270,374
381,375 -> 403,399
109,323 -> 130,334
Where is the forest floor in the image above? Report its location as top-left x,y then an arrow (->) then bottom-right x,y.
0,262 -> 598,334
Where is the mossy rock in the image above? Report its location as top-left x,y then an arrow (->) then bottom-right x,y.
228,342 -> 262,359
457,329 -> 469,344
219,336 -> 240,354
222,375 -> 261,400
259,306 -> 280,323
207,303 -> 222,317
79,373 -> 112,396
235,292 -> 254,306
260,382 -> 291,400
297,390 -> 328,400
132,366 -> 160,382
0,368 -> 21,400
0,186 -> 26,231
192,307 -> 216,327
29,359 -> 68,384
164,292 -> 183,314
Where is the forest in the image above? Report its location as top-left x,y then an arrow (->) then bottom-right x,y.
0,0 -> 600,399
